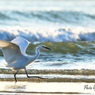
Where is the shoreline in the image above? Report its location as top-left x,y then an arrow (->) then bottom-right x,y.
0,82 -> 95,94
0,91 -> 83,94
0,68 -> 95,82
1,68 -> 95,75
0,77 -> 95,83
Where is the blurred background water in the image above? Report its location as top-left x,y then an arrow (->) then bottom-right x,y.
0,0 -> 95,72
0,0 -> 95,28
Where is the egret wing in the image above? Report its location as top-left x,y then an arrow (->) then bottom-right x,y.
0,39 -> 23,64
11,36 -> 29,55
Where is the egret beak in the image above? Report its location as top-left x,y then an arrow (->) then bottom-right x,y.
43,46 -> 51,50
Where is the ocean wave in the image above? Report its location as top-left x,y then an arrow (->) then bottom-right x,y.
0,26 -> 95,42
0,10 -> 95,23
30,41 -> 95,55
0,12 -> 11,20
0,10 -> 95,28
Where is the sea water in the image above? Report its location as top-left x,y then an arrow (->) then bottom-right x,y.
0,0 -> 95,80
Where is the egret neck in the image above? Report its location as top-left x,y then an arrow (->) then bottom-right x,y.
34,46 -> 40,60
26,46 -> 40,66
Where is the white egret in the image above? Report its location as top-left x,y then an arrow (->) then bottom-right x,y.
0,36 -> 51,82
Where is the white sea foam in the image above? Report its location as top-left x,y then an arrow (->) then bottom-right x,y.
0,74 -> 95,79
0,26 -> 95,42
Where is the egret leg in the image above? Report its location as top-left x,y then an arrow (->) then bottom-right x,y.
14,71 -> 18,83
25,68 -> 30,78
24,67 -> 44,79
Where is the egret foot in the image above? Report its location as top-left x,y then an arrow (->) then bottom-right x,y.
27,76 -> 45,79
25,68 -> 45,79
37,76 -> 45,79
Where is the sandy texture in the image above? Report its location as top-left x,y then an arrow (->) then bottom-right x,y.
0,82 -> 95,94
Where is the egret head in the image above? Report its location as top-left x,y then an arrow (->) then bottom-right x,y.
37,45 -> 51,50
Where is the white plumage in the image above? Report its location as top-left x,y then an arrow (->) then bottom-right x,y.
0,36 -> 51,82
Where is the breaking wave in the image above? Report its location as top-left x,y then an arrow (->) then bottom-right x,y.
0,26 -> 95,42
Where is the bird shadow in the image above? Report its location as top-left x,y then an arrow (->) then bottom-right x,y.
4,82 -> 26,92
